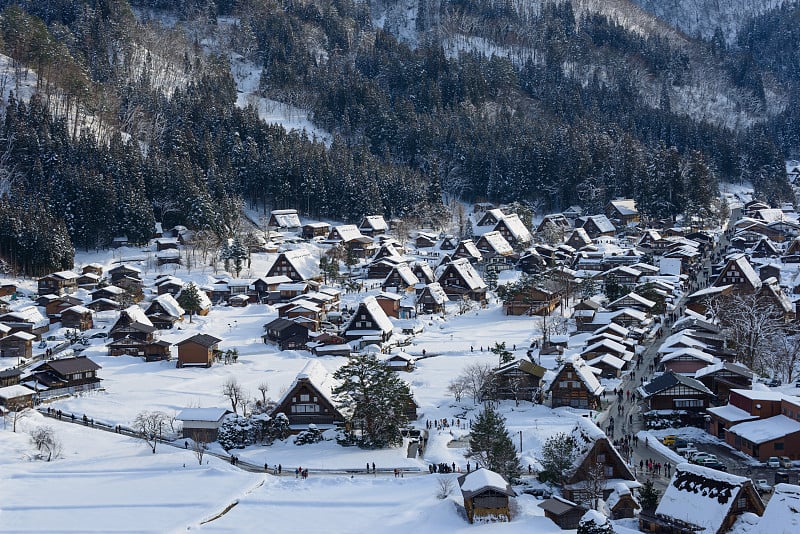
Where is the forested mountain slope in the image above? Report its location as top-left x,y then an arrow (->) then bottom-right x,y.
0,0 -> 795,275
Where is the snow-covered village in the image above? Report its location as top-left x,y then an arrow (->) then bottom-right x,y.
4,187 -> 800,533
6,0 -> 800,533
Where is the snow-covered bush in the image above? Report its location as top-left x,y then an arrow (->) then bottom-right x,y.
217,414 -> 255,450
294,424 -> 324,445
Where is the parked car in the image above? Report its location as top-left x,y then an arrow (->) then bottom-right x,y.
681,447 -> 699,459
767,378 -> 782,387
780,457 -> 793,469
698,455 -> 719,466
704,461 -> 728,472
767,456 -> 781,468
673,439 -> 688,450
676,442 -> 694,454
662,435 -> 677,447
690,452 -> 713,464
756,479 -> 773,495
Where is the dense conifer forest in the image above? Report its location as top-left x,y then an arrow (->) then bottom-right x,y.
0,0 -> 796,274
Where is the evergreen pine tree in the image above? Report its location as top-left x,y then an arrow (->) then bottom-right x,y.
333,353 -> 414,448
177,282 -> 203,323
638,478 -> 660,511
469,404 -> 521,481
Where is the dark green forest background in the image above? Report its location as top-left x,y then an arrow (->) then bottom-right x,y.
0,0 -> 796,274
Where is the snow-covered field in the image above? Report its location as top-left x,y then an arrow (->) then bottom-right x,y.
0,242 -> 608,532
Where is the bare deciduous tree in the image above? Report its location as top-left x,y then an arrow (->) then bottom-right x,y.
133,411 -> 169,454
257,381 -> 270,405
708,293 -> 786,372
5,399 -> 31,432
30,425 -> 62,461
189,431 -> 207,465
460,363 -> 495,404
221,377 -> 245,414
580,457 -> 608,510
447,377 -> 468,403
436,475 -> 456,499
766,328 -> 800,382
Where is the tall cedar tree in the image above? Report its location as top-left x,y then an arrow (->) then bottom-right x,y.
333,353 -> 413,448
469,404 -> 521,481
176,282 -> 203,323
539,432 -> 578,486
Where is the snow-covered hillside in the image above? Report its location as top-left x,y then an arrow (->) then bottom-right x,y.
630,0 -> 789,43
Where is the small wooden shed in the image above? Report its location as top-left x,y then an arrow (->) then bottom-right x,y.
457,468 -> 515,523
538,496 -> 587,530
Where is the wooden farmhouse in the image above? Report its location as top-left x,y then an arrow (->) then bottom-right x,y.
536,213 -> 572,234
659,348 -> 717,375
267,209 -> 301,229
548,356 -> 604,410
60,305 -> 93,331
0,306 -> 50,338
262,318 -> 310,350
0,384 -> 35,409
144,294 -> 185,330
713,253 -> 761,293
301,222 -> 331,239
492,213 -> 532,248
502,285 -> 560,316
476,208 -> 506,227
452,239 -> 483,263
0,331 -> 35,360
176,408 -> 230,442
605,482 -> 640,519
271,360 -> 348,429
37,270 -> 79,295
341,296 -> 393,343
475,231 -> 514,258
108,264 -> 142,285
566,227 -> 593,249
695,362 -> 753,405
176,334 -> 222,368
562,418 -> 638,505
374,292 -> 402,319
638,371 -> 714,411
576,214 -> 616,238
0,368 -> 22,387
358,215 -> 388,236
416,282 -> 448,314
436,258 -> 487,303
458,468 -> 515,523
491,359 -> 546,403
45,295 -> 84,317
539,497 -> 587,530
265,249 -> 321,282
381,263 -> 420,294
28,356 -> 102,400
640,463 -> 764,534
385,351 -> 415,372
411,262 -> 435,285
605,199 -> 640,226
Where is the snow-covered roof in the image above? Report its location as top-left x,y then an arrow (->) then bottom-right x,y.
458,468 -> 514,496
386,263 -> 419,287
276,360 -> 342,414
728,415 -> 800,444
583,338 -> 627,356
176,408 -> 229,422
443,258 -> 487,291
2,306 -> 49,329
729,388 -> 784,401
495,213 -> 532,243
63,305 -> 91,315
276,249 -> 320,281
331,224 -> 364,242
609,292 -> 656,309
419,282 -> 448,305
123,305 -> 153,328
582,214 -> 616,233
609,199 -> 638,216
478,231 -> 513,255
694,362 -> 753,381
360,215 -> 388,232
344,296 -> 393,336
564,355 -> 604,396
51,270 -> 79,280
585,353 -> 625,370
152,294 -> 185,318
0,384 -> 35,399
656,463 -> 754,534
659,348 -> 717,364
605,482 -> 636,513
755,483 -> 800,532
270,209 -> 301,228
706,404 -> 759,424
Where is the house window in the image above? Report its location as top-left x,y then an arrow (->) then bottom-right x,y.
300,394 -> 310,402
775,442 -> 785,450
737,497 -> 747,510
596,453 -> 606,463
604,465 -> 614,477
291,404 -> 320,413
